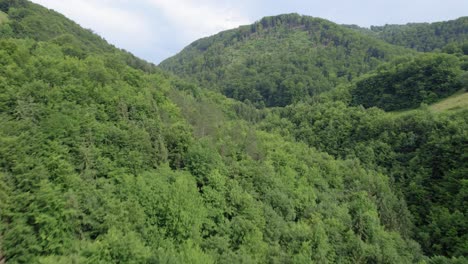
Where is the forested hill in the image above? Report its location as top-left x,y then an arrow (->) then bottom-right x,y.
0,2 -> 428,263
366,17 -> 468,52
0,1 -> 467,263
0,0 -> 157,72
160,14 -> 413,107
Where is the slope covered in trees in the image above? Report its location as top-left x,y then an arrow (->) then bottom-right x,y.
368,17 -> 468,52
0,2 -> 427,263
161,11 -> 468,262
0,0 -> 156,73
160,14 -> 413,107
0,1 -> 467,263
350,53 -> 465,111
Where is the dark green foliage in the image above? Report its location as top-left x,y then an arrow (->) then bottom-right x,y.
1,1 -> 467,263
272,99 -> 468,258
0,19 -> 422,264
368,17 -> 468,52
160,14 -> 412,107
443,40 -> 468,56
5,1 -> 112,52
0,0 -> 157,73
0,0 -> 27,13
351,53 -> 465,111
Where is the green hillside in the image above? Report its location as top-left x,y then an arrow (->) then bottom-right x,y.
0,0 -> 156,73
161,12 -> 468,261
0,1 -> 467,263
160,14 -> 413,107
0,2 -> 426,263
369,17 -> 468,52
346,17 -> 468,52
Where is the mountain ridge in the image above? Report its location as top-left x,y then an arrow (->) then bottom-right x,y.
160,13 -> 416,107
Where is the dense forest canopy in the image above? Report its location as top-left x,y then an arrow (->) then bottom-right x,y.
160,14 -> 414,108
351,53 -> 465,111
0,0 -> 157,73
0,1 -> 467,263
369,17 -> 468,52
266,100 -> 468,258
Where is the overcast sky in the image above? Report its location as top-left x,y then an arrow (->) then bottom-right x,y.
30,0 -> 468,64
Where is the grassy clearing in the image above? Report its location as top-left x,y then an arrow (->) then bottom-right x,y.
0,11 -> 8,25
387,90 -> 467,117
429,90 -> 468,112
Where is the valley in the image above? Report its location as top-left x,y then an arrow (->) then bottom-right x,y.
0,1 -> 466,263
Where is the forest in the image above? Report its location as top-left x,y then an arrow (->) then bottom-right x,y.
0,1 -> 467,263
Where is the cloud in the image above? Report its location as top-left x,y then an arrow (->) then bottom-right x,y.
146,0 -> 251,41
29,0 -> 468,63
29,0 -> 252,62
30,0 -> 155,51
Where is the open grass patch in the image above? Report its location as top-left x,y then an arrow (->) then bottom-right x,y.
429,90 -> 468,112
0,11 -> 8,24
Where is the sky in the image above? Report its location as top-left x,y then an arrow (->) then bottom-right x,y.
30,0 -> 468,64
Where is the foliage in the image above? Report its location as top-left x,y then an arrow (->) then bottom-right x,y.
0,16 -> 422,264
269,99 -> 468,258
0,0 -> 157,73
0,1 -> 467,263
347,17 -> 468,52
0,10 -> 8,24
351,53 -> 465,111
160,13 -> 412,107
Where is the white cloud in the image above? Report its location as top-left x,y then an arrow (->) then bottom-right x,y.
29,0 -> 252,62
30,0 -> 155,51
28,0 -> 468,64
146,0 -> 251,41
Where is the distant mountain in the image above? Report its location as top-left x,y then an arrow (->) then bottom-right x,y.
160,13 -> 413,107
368,17 -> 468,52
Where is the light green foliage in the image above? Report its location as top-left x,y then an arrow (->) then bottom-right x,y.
0,10 -> 7,24
273,98 -> 468,258
0,1 -> 466,263
0,33 -> 423,262
429,90 -> 468,112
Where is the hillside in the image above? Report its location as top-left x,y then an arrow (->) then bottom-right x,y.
0,2 -> 428,263
350,53 -> 465,111
0,1 -> 467,263
264,94 -> 468,257
161,12 -> 468,261
160,14 -> 413,107
0,0 -> 156,73
429,90 -> 468,112
368,17 -> 468,52
0,10 -> 7,24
